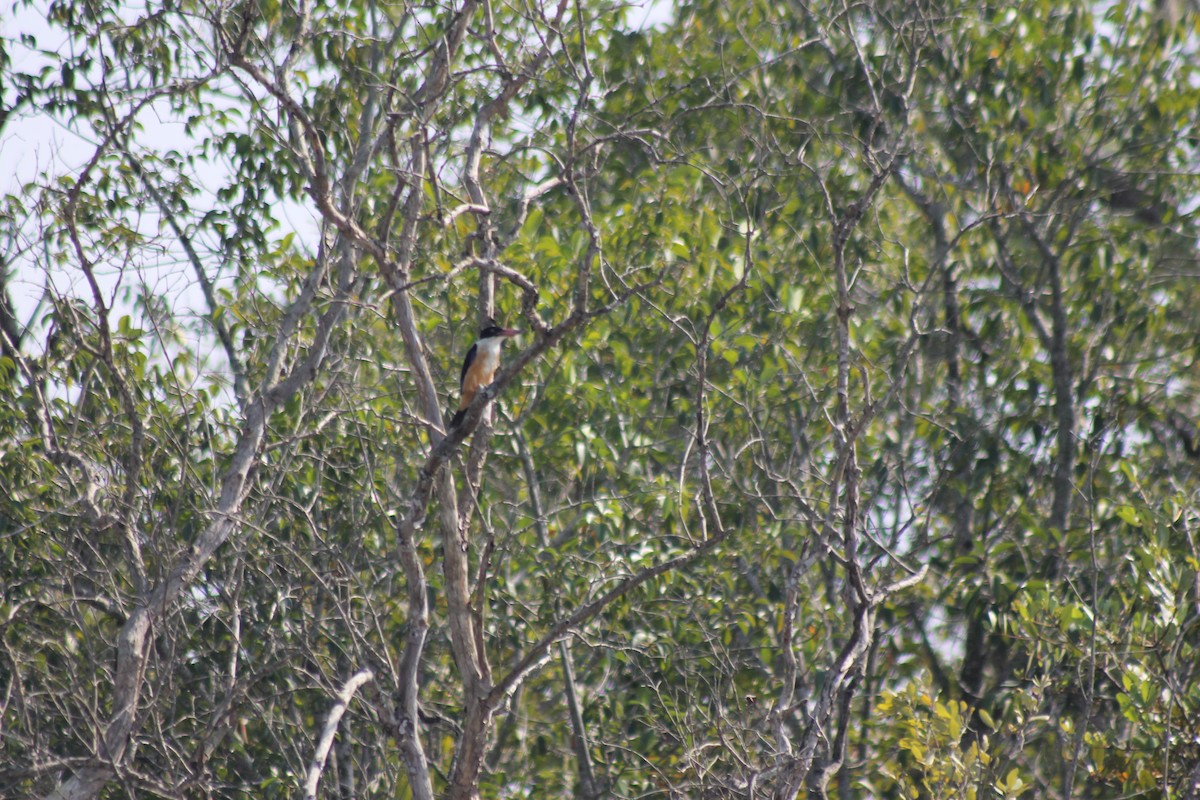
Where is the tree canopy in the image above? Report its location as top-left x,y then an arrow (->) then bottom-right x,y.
2,0 -> 1199,798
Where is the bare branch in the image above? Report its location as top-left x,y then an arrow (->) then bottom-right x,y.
304,669 -> 374,800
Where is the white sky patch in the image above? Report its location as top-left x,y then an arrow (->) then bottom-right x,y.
2,0 -> 323,360
629,0 -> 675,30
2,0 -> 675,375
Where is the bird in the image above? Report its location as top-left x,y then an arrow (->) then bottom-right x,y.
451,321 -> 521,426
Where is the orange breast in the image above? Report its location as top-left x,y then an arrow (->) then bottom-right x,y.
459,347 -> 502,410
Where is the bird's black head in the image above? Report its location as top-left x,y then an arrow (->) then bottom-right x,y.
478,322 -> 521,340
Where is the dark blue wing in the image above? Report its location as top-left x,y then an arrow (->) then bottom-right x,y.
459,342 -> 477,390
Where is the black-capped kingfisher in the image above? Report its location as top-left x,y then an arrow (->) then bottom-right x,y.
452,322 -> 521,426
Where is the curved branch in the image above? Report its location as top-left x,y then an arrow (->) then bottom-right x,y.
489,525 -> 732,706
303,669 -> 374,800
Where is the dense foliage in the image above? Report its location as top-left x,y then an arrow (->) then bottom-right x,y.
2,0 -> 1198,797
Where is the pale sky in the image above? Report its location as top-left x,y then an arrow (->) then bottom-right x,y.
2,0 -> 675,342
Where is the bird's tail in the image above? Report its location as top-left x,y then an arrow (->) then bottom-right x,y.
450,408 -> 466,427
